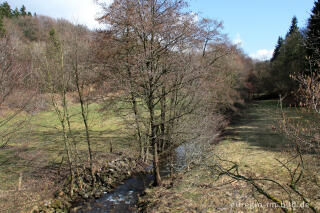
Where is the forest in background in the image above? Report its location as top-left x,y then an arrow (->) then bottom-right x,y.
0,1 -> 255,211
0,0 -> 320,212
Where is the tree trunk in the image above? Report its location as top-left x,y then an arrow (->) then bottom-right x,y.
62,92 -> 74,197
153,140 -> 161,186
160,85 -> 166,152
143,140 -> 149,163
62,122 -> 74,197
17,172 -> 22,191
82,108 -> 95,187
131,94 -> 144,159
149,99 -> 161,186
76,78 -> 95,187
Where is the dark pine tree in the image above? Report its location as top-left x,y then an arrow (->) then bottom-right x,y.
20,5 -> 26,16
269,16 -> 306,96
306,0 -> 320,69
271,36 -> 283,62
12,7 -> 20,17
0,1 -> 12,18
287,16 -> 299,37
0,17 -> 5,36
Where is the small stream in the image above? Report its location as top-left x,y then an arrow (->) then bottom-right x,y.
78,173 -> 154,212
79,144 -> 190,213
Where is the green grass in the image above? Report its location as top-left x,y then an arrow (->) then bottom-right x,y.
141,100 -> 320,212
2,99 -> 319,212
226,100 -> 290,150
0,101 -> 140,212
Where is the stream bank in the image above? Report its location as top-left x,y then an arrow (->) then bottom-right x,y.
137,100 -> 299,212
76,142 -> 193,213
30,156 -> 148,213
30,144 -> 189,213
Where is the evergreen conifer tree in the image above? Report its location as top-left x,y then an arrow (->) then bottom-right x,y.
0,17 -> 5,36
306,0 -> 320,67
270,17 -> 306,95
12,7 -> 20,17
20,5 -> 26,16
287,16 -> 299,37
0,2 -> 12,18
271,36 -> 283,62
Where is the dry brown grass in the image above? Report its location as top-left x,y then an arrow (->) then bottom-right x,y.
140,101 -> 320,213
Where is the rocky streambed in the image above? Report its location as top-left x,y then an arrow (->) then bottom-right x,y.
31,156 -> 148,213
78,143 -> 193,213
31,142 -> 192,213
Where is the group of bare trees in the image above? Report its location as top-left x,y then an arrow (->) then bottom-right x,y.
33,25 -> 98,194
1,10 -> 100,197
1,1 -> 317,211
0,32 -> 35,149
0,0 -> 254,199
210,54 -> 320,213
94,0 -> 251,186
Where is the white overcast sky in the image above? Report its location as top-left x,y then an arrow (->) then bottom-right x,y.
7,0 -> 112,29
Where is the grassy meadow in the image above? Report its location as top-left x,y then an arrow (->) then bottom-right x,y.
0,99 -> 140,212
141,100 -> 320,212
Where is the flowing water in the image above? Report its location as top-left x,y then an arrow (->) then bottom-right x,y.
79,144 -> 189,213
78,173 -> 154,212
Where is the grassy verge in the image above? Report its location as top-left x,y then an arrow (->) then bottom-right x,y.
140,100 -> 320,212
0,101 -> 139,212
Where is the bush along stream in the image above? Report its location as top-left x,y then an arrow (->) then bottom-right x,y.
30,155 -> 149,213
71,143 -> 192,213
29,136 -> 204,213
77,139 -> 211,213
28,144 -> 189,213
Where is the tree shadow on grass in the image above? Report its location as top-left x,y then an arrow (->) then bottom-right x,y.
0,127 -> 137,185
224,101 -> 291,152
15,127 -> 135,152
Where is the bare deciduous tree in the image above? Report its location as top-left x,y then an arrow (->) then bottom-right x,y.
0,35 -> 33,149
68,25 -> 96,186
210,58 -> 320,213
97,0 -> 225,186
38,29 -> 76,196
